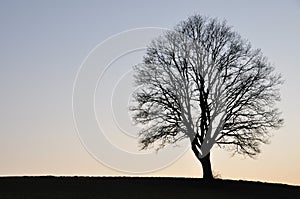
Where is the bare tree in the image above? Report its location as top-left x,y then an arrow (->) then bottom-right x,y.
130,15 -> 283,180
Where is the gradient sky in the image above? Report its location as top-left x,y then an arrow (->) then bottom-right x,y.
0,0 -> 300,185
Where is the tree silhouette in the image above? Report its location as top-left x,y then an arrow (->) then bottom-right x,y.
130,15 -> 283,180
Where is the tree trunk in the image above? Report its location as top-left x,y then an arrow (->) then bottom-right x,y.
199,152 -> 213,180
192,143 -> 214,180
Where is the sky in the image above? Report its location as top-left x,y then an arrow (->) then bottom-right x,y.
0,0 -> 300,185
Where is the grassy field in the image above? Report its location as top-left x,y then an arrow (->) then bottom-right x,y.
0,176 -> 299,198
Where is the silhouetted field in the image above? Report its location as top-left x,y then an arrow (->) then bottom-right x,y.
0,176 -> 299,199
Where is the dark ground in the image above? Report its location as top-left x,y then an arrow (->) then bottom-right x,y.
0,176 -> 299,199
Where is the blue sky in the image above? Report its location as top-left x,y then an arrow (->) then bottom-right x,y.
0,0 -> 300,185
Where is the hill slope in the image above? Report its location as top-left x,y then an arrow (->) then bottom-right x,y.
0,177 -> 299,199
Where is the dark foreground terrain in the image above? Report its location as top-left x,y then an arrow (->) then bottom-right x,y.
0,176 -> 299,199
